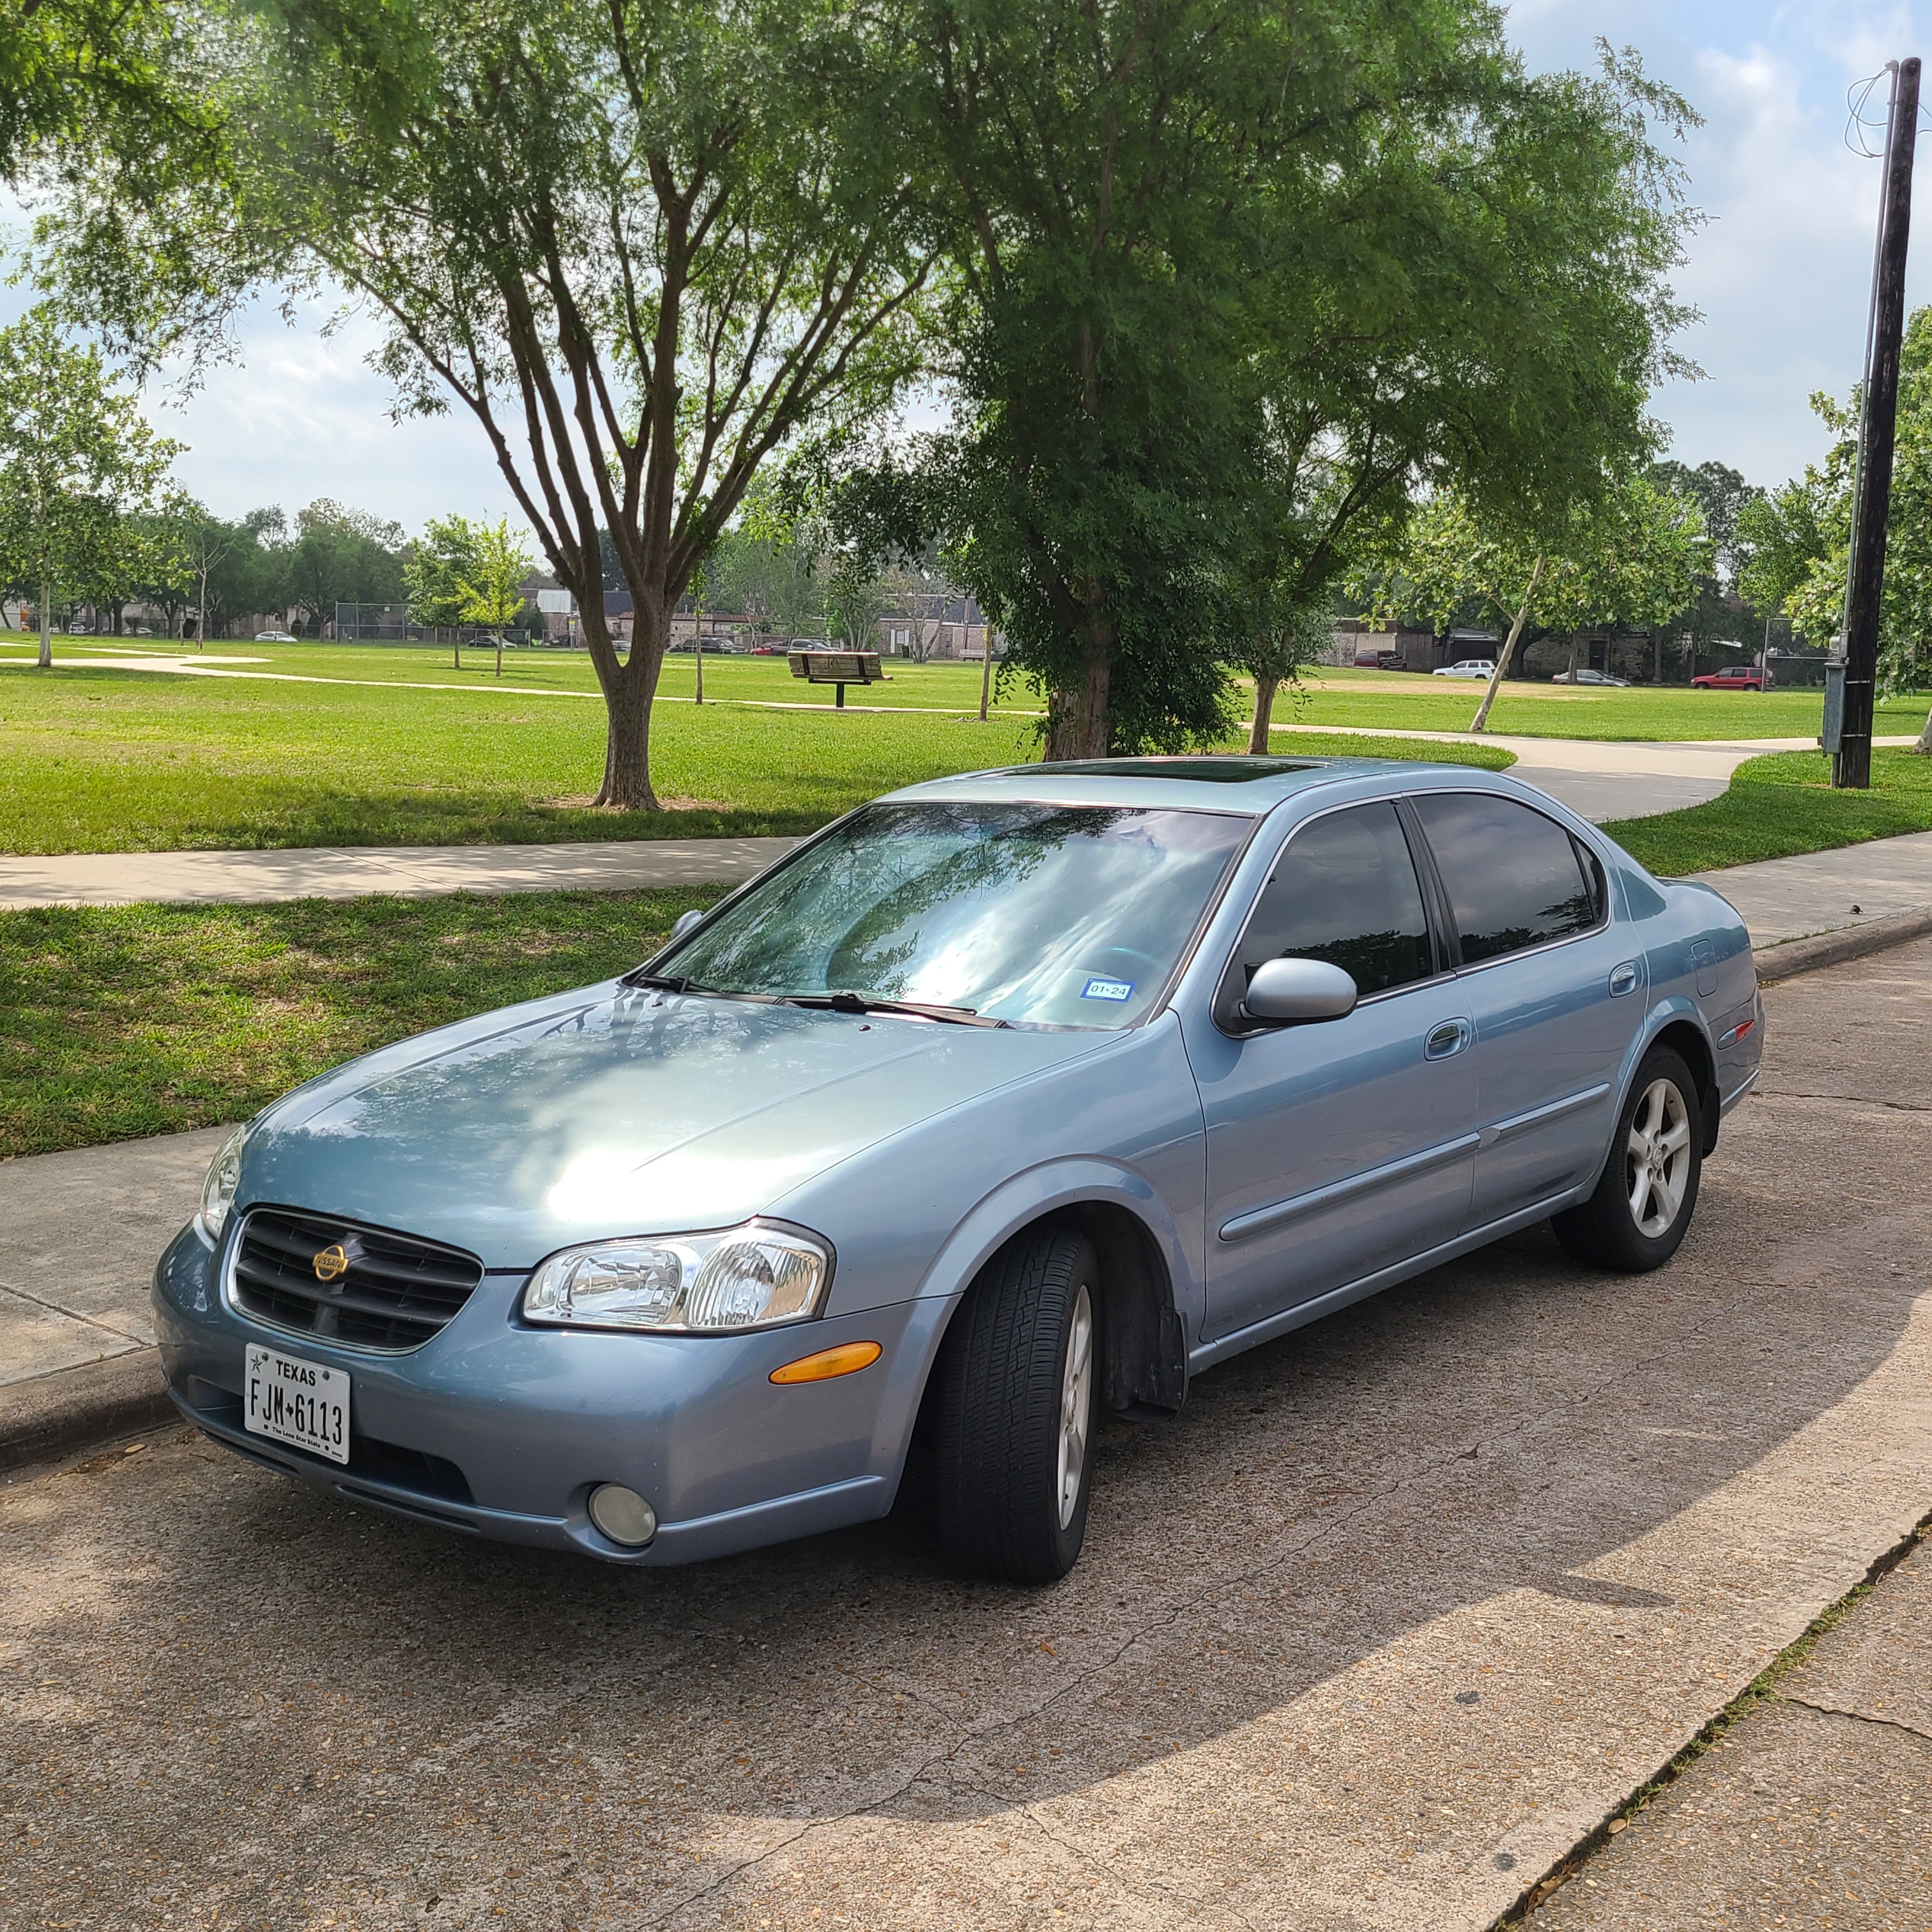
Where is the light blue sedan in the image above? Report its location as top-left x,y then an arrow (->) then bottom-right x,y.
154,756 -> 1761,1581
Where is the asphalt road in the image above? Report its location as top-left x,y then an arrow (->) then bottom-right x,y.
4,943 -> 1932,1932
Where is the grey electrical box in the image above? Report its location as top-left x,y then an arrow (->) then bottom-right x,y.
1822,659 -> 1846,755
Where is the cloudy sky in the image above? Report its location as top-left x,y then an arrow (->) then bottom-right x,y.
19,0 -> 1932,532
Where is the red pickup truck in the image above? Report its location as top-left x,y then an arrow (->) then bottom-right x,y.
1690,668 -> 1767,691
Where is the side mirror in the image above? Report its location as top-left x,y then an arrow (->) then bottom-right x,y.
671,908 -> 705,939
1241,956 -> 1358,1026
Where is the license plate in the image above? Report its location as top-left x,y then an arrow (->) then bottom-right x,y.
244,1344 -> 350,1465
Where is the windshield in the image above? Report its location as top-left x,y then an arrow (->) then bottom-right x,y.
659,801 -> 1252,1028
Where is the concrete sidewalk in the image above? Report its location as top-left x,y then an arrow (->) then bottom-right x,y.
0,834 -> 799,909
1533,1528 -> 1932,1926
0,734 -> 1919,912
4,935 -> 1932,1929
1690,827 -> 1932,947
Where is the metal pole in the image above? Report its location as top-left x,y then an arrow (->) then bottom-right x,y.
1837,55 -> 1920,788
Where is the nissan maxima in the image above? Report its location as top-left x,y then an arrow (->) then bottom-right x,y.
155,756 -> 1760,1582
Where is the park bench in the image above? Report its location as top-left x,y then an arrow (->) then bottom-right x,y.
787,648 -> 886,708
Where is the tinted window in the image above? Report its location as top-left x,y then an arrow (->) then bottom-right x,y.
1412,793 -> 1598,965
1230,802 -> 1434,1001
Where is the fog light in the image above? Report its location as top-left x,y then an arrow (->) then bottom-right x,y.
588,1483 -> 657,1547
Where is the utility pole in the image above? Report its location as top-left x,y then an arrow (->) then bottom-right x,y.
1837,55 -> 1920,789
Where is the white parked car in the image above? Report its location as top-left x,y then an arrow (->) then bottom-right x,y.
1433,659 -> 1496,679
255,631 -> 298,643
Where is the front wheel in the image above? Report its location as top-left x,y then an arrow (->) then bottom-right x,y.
933,1225 -> 1098,1584
1553,1048 -> 1702,1271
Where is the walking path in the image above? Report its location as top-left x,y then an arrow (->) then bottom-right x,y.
0,835 -> 799,909
4,734 -> 1918,912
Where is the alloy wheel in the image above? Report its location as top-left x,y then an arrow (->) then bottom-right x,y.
1625,1077 -> 1691,1239
1056,1282 -> 1094,1530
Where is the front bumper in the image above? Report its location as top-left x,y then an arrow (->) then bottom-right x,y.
151,1222 -> 947,1565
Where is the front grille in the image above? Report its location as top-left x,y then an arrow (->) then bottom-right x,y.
231,1208 -> 482,1351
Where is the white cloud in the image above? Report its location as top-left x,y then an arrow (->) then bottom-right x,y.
1508,0 -> 1931,484
142,296 -> 526,532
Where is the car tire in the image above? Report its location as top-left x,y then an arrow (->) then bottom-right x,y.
933,1224 -> 1098,1584
1552,1047 -> 1702,1272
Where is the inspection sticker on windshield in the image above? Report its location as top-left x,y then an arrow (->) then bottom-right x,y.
1082,977 -> 1135,1002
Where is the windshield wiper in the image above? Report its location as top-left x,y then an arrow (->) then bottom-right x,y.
624,971 -> 709,993
777,992 -> 1009,1028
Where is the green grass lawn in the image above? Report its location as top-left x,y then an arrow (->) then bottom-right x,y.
7,750 -> 1932,1161
0,637 -> 1512,854
0,888 -> 719,1158
1605,748 -> 1932,875
1273,666 -> 1932,744
17,628 -> 1928,740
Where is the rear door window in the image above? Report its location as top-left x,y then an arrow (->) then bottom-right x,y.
1410,792 -> 1600,965
1225,801 -> 1435,1009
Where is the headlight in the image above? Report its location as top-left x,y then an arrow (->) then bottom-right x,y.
199,1124 -> 247,1237
522,1222 -> 831,1333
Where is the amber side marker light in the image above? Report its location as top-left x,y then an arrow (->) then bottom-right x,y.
770,1340 -> 882,1384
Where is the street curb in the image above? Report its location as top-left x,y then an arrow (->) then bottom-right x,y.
0,1347 -> 171,1473
1754,906 -> 1932,985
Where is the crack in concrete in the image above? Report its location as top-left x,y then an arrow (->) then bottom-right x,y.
1777,1692 -> 1932,1745
0,1276 -> 149,1347
1016,1797 -> 1264,1932
1754,1087 -> 1932,1115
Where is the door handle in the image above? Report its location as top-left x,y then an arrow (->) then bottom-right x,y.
1609,961 -> 1639,998
1425,1018 -> 1472,1061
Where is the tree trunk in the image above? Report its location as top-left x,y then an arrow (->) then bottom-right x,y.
1248,673 -> 1278,754
591,598 -> 664,811
1566,635 -> 1581,681
37,573 -> 51,669
1652,629 -> 1664,684
1043,617 -> 1113,760
978,634 -> 992,722
1469,554 -> 1544,733
1913,707 -> 1932,754
694,602 -> 705,705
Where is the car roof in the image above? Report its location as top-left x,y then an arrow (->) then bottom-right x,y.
883,753 -> 1508,814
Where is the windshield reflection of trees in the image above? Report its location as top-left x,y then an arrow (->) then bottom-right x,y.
671,804 -> 1245,1022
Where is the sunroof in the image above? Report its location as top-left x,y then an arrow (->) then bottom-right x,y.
1024,756 -> 1328,783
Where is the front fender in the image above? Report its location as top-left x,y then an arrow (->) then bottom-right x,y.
908,1155 -> 1198,1326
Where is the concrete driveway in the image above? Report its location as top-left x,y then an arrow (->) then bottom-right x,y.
3,943 -> 1930,1931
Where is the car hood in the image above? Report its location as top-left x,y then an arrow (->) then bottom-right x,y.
237,983 -> 1110,1266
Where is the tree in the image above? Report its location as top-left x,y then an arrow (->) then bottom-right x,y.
0,305 -> 180,666
286,500 -> 406,635
0,0 -> 203,177
63,0 -> 933,808
903,4 -> 1699,757
406,514 -> 484,666
1367,471 -> 1709,730
455,518 -> 534,677
1649,460 -> 1759,593
1737,307 -> 1932,749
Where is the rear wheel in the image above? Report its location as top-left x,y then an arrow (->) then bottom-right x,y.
933,1225 -> 1098,1584
1553,1047 -> 1702,1271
